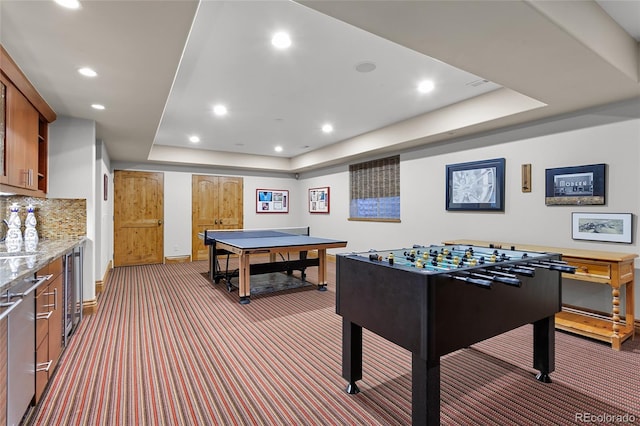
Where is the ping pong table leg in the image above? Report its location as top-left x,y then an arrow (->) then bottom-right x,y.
318,248 -> 327,292
239,254 -> 251,304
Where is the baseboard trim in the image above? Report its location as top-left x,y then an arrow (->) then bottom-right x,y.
96,260 -> 113,294
83,298 -> 98,315
165,255 -> 192,264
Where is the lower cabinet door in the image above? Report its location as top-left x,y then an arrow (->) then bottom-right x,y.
48,274 -> 64,372
35,333 -> 50,404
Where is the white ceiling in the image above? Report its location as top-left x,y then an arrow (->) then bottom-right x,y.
1,0 -> 639,174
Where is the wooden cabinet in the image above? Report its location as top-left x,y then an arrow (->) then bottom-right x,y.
0,45 -> 55,196
34,257 -> 64,403
443,239 -> 637,350
6,83 -> 39,191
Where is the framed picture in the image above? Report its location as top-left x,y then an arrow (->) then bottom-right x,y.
256,189 -> 289,213
545,163 -> 605,205
446,158 -> 505,211
309,187 -> 330,213
572,212 -> 632,243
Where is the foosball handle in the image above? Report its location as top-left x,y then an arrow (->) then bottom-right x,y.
548,264 -> 576,273
510,267 -> 535,277
491,275 -> 521,287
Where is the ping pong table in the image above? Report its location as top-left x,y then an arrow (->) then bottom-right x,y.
202,227 -> 347,304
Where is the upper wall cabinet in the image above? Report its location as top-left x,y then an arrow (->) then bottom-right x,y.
0,45 -> 56,197
6,83 -> 39,191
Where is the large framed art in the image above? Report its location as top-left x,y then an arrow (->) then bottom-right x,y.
545,163 -> 605,205
256,189 -> 289,213
572,212 -> 633,244
446,158 -> 505,211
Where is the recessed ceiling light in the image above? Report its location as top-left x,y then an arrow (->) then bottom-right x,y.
271,32 -> 292,49
355,61 -> 376,73
417,80 -> 435,94
91,104 -> 105,110
189,135 -> 200,143
78,67 -> 97,77
213,104 -> 228,116
274,145 -> 283,153
55,0 -> 81,9
322,124 -> 334,133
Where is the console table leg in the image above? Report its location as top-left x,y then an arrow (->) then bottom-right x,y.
612,287 -> 621,347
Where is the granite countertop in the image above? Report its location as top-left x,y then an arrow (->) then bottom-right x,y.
0,237 -> 87,291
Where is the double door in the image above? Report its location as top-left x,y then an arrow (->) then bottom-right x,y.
191,175 -> 243,261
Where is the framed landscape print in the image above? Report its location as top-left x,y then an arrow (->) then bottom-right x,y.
256,189 -> 289,213
572,212 -> 632,243
446,158 -> 505,211
545,164 -> 605,205
309,187 -> 330,213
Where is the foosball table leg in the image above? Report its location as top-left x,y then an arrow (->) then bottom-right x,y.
342,319 -> 362,394
533,315 -> 555,383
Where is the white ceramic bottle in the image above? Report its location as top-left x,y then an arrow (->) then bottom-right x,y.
24,204 -> 39,252
5,202 -> 23,252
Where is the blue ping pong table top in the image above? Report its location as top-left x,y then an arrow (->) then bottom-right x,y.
204,230 -> 347,250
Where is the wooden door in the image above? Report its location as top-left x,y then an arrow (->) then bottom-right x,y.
192,175 -> 243,261
114,170 -> 164,266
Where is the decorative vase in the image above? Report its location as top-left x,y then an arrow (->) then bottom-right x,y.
5,203 -> 23,252
24,204 -> 39,252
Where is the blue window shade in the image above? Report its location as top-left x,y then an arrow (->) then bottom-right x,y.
349,155 -> 400,221
350,196 -> 400,219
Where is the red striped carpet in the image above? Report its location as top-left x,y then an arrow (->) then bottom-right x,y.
30,260 -> 640,425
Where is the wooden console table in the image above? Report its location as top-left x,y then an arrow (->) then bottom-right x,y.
443,239 -> 637,350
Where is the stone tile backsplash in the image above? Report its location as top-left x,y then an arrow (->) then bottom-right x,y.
1,196 -> 86,239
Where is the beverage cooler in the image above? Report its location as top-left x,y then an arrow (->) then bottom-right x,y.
63,245 -> 83,346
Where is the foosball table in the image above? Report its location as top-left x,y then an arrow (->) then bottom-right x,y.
336,244 -> 575,425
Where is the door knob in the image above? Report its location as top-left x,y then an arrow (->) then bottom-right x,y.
158,220 -> 163,225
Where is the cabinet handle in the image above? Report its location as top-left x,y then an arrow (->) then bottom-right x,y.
0,299 -> 22,321
36,360 -> 53,372
36,311 -> 53,320
36,274 -> 55,282
44,288 -> 58,309
8,275 -> 50,299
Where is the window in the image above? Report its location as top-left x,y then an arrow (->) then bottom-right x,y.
349,155 -> 400,222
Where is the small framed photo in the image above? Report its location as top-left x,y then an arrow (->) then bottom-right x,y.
572,212 -> 632,243
446,158 -> 505,211
309,187 -> 330,213
545,164 -> 605,205
256,189 -> 289,213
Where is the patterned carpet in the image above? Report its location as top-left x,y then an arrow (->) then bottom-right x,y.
29,260 -> 640,425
